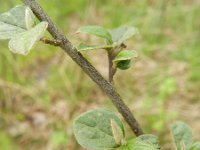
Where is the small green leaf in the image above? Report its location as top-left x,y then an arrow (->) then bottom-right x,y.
77,43 -> 114,51
0,5 -> 35,39
9,22 -> 48,55
116,60 -> 132,70
119,136 -> 159,150
0,5 -> 47,55
189,142 -> 200,150
109,26 -> 138,46
113,50 -> 138,70
170,121 -> 193,150
76,25 -> 113,44
137,134 -> 161,149
111,119 -> 125,145
113,50 -> 138,62
73,108 -> 124,150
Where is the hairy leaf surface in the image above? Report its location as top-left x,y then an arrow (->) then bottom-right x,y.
73,108 -> 124,150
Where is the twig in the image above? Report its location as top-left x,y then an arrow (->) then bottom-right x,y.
40,37 -> 61,47
107,43 -> 126,83
22,0 -> 144,136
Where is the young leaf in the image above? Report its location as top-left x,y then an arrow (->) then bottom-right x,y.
119,137 -> 159,150
0,5 -> 35,39
9,22 -> 48,55
113,50 -> 138,70
114,50 -> 138,62
77,43 -> 114,51
189,142 -> 200,150
0,5 -> 47,55
116,60 -> 132,70
137,134 -> 161,149
109,26 -> 138,46
111,119 -> 125,145
73,108 -> 124,150
76,25 -> 113,44
170,121 -> 193,150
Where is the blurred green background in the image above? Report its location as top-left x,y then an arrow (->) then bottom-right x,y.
0,0 -> 200,149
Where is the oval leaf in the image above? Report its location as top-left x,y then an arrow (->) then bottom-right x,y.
0,5 -> 34,39
73,108 -> 124,150
109,26 -> 138,46
76,25 -> 113,44
170,121 -> 193,150
9,22 -> 48,55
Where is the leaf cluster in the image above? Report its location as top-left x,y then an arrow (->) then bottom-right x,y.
0,5 -> 48,55
76,25 -> 138,70
73,109 -> 200,150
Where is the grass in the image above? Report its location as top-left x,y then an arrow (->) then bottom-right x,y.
0,0 -> 200,149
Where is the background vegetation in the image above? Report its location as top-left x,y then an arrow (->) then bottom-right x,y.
0,0 -> 200,149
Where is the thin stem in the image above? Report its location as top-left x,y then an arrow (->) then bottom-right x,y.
22,0 -> 144,136
108,52 -> 116,83
107,43 -> 126,83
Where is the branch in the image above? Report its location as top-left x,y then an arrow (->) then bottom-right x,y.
23,0 -> 144,136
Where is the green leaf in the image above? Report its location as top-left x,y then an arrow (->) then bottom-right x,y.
113,50 -> 138,70
114,50 -> 138,62
77,43 -> 114,51
0,5 -> 35,39
119,136 -> 160,150
189,142 -> 200,150
170,121 -> 193,150
116,60 -> 132,70
9,21 -> 48,55
73,108 -> 124,150
76,25 -> 113,44
109,26 -> 138,46
0,5 -> 47,55
137,134 -> 161,149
